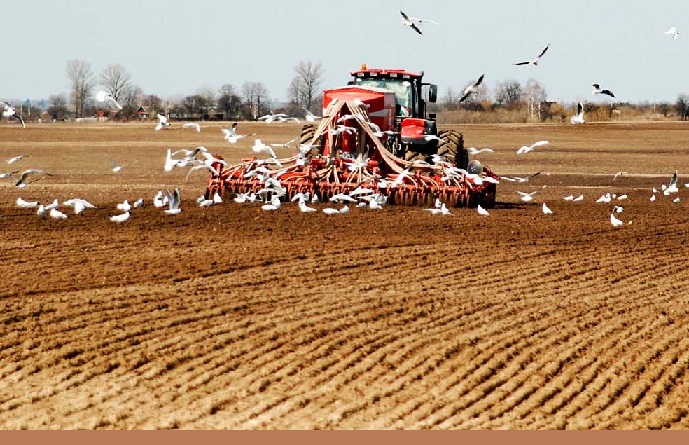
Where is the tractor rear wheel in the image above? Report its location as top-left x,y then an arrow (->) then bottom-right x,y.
437,130 -> 468,170
300,124 -> 317,151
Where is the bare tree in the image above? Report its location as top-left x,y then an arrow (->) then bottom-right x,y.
100,64 -> 132,102
293,60 -> 324,110
287,76 -> 304,107
218,84 -> 243,120
494,80 -> 523,109
241,81 -> 270,119
66,59 -> 96,117
119,84 -> 144,118
47,94 -> 69,121
676,94 -> 689,121
524,79 -> 547,120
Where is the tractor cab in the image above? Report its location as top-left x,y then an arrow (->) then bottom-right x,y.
348,66 -> 437,121
348,65 -> 440,159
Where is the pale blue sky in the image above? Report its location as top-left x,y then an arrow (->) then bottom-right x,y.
2,0 -> 688,105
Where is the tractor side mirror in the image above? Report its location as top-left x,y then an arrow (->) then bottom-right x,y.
428,84 -> 438,103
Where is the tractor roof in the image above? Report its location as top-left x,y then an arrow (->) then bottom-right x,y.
350,67 -> 424,80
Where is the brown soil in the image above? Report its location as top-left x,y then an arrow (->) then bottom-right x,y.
1,121 -> 689,429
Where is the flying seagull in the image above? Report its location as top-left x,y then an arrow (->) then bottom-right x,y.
155,114 -> 171,130
182,122 -> 201,132
467,147 -> 494,155
459,74 -> 485,103
14,169 -> 51,188
105,155 -> 128,172
665,27 -> 680,40
1,101 -> 26,128
570,102 -> 585,124
592,83 -> 615,98
6,154 -> 28,164
400,10 -> 439,35
95,90 -> 123,110
514,44 -> 550,66
517,140 -> 549,154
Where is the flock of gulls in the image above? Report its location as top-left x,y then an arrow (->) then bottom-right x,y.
0,13 -> 685,228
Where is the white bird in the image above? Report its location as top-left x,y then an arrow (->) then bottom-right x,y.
650,194 -> 656,202
563,195 -> 574,201
155,114 -> 171,130
339,205 -> 350,214
182,122 -> 201,132
673,197 -> 681,203
106,155 -> 128,172
322,207 -> 340,215
517,140 -> 549,154
467,147 -> 494,155
596,193 -> 612,203
270,137 -> 298,149
613,171 -> 628,181
116,200 -> 132,212
49,208 -> 68,220
1,101 -> 25,127
477,205 -> 490,216
425,202 -> 451,215
570,102 -> 585,124
14,169 -> 51,188
7,154 -> 28,164
514,44 -> 550,66
573,194 -> 584,201
665,27 -> 680,40
330,193 -> 358,203
213,191 -> 223,203
459,74 -> 485,103
261,196 -> 282,211
257,111 -> 288,123
501,172 -> 542,183
663,170 -> 679,195
610,213 -> 624,227
164,188 -> 182,214
110,211 -> 130,223
399,10 -> 439,35
95,90 -> 123,110
153,190 -> 166,208
16,197 -> 39,208
517,190 -> 540,202
252,139 -> 278,159
303,107 -> 321,122
298,199 -> 317,213
592,83 -> 615,98
542,202 -> 553,215
63,198 -> 96,214
198,198 -> 214,207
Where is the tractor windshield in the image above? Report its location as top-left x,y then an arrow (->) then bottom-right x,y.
355,78 -> 414,117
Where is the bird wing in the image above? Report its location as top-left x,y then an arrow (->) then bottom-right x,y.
602,89 -> 615,98
475,74 -> 485,87
537,44 -> 550,58
459,92 -> 471,103
514,61 -> 530,66
400,10 -> 410,20
410,23 -> 423,35
577,102 -> 584,115
531,140 -> 549,148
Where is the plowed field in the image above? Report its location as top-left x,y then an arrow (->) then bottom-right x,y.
2,121 -> 689,429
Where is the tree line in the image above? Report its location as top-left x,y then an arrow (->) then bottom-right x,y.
25,59 -> 325,122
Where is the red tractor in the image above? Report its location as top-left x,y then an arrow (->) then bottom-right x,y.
205,65 -> 498,208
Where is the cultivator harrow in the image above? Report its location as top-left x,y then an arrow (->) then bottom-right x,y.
205,99 -> 498,207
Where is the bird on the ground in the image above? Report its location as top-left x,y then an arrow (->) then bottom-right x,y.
116,200 -> 131,212
592,83 -> 615,98
571,102 -> 585,124
542,202 -> 553,215
514,44 -> 550,66
164,188 -> 182,214
14,169 -> 51,188
610,213 -> 624,227
213,191 -> 222,203
110,211 -> 130,223
153,190 -> 166,208
322,207 -> 340,215
459,74 -> 485,103
133,198 -> 144,208
399,10 -> 439,35
663,170 -> 679,195
63,198 -> 96,215
665,27 -> 680,40
182,122 -> 201,132
297,197 -> 317,213
517,140 -> 549,154
16,197 -> 39,208
155,114 -> 171,130
49,208 -> 68,220
477,205 -> 490,216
